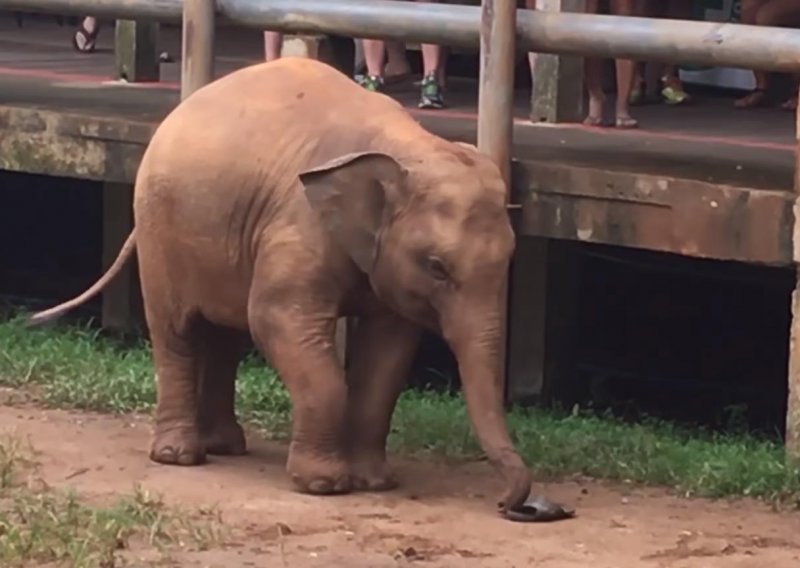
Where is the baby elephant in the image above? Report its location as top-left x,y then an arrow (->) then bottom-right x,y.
31,58 -> 571,522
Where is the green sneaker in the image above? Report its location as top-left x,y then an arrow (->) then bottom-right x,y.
418,74 -> 445,109
660,76 -> 691,105
358,74 -> 384,92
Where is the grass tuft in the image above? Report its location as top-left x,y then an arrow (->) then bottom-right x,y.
0,430 -> 226,567
1,313 -> 799,508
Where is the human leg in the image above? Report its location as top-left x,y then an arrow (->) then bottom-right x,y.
264,31 -> 282,61
754,0 -> 800,109
610,0 -> 638,127
361,38 -> 387,91
417,0 -> 446,109
525,0 -> 538,92
659,0 -> 693,104
583,0 -> 605,125
735,0 -> 772,107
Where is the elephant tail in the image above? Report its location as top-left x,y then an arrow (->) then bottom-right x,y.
27,229 -> 138,327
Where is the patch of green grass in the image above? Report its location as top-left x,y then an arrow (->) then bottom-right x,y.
0,432 -> 225,568
0,314 -> 799,507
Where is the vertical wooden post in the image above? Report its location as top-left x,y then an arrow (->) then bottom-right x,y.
477,0 -> 517,384
102,182 -> 140,331
507,237 -> 549,402
477,0 -> 517,184
529,0 -> 585,123
507,238 -> 580,404
181,0 -> 216,100
114,20 -> 160,82
787,90 -> 800,461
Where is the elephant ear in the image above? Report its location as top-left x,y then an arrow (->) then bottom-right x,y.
299,152 -> 408,274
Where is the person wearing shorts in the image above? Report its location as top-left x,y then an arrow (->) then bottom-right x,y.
358,0 -> 447,109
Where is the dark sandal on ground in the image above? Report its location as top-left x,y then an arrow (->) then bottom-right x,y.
72,21 -> 99,53
501,495 -> 576,523
734,88 -> 768,109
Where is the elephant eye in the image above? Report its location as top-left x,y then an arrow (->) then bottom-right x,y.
426,256 -> 450,281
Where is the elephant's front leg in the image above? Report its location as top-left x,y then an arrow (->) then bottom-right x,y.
345,312 -> 421,491
250,301 -> 352,495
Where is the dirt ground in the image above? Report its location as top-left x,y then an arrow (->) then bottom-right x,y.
1,398 -> 799,568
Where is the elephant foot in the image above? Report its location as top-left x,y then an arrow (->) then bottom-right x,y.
287,444 -> 352,495
202,419 -> 248,456
350,458 -> 399,492
150,427 -> 206,466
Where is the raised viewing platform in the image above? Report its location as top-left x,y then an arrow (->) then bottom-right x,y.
1,15 -> 794,266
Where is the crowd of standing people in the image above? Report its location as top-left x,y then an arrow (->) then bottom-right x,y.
68,0 -> 800,127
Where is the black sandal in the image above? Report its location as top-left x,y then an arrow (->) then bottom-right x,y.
501,494 -> 576,523
72,20 -> 100,53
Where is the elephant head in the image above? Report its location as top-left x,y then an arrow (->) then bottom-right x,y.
299,141 -> 535,515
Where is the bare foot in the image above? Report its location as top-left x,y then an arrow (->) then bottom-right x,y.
735,89 -> 768,109
584,94 -> 605,126
583,114 -> 604,126
781,96 -> 798,111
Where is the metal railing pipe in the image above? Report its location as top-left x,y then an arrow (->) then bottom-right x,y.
517,11 -> 800,74
4,0 -> 800,73
1,0 -> 183,21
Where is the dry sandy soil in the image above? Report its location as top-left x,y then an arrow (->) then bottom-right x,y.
1,397 -> 799,568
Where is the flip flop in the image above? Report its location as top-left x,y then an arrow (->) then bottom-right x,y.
72,20 -> 100,53
734,88 -> 768,109
582,115 -> 605,127
615,116 -> 638,129
502,495 -> 576,523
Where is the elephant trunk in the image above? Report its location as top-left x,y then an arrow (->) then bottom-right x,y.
443,304 -> 531,514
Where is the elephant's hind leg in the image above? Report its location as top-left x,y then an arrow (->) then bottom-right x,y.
149,319 -> 206,466
197,325 -> 250,456
345,313 -> 420,491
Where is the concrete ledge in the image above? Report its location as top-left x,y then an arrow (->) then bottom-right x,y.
0,103 -> 794,266
513,160 -> 795,265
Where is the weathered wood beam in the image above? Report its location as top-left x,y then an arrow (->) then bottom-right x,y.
530,0 -> 585,124
477,0 -> 516,390
507,238 -> 580,404
513,160 -> 795,265
114,20 -> 160,82
787,93 -> 800,460
181,0 -> 215,99
102,182 -> 141,331
477,0 -> 516,183
508,1 -> 583,401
